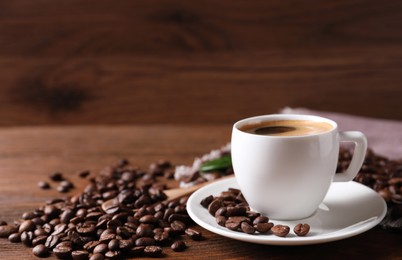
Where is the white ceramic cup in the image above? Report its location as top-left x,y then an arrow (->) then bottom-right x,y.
231,114 -> 367,220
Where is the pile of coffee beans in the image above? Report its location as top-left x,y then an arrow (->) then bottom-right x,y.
38,172 -> 77,193
338,148 -> 402,231
338,148 -> 402,205
0,159 -> 203,259
200,188 -> 310,237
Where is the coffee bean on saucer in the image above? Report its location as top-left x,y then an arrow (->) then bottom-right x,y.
240,222 -> 255,234
254,222 -> 273,233
271,225 -> 290,237
294,223 -> 310,236
208,199 -> 223,216
216,216 -> 227,226
200,195 -> 214,208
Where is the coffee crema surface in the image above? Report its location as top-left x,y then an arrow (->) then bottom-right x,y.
239,120 -> 333,136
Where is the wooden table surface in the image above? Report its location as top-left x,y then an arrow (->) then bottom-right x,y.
0,125 -> 400,259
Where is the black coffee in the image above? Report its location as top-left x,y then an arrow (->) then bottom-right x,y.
240,120 -> 333,136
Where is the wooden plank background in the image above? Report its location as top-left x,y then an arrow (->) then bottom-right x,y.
0,0 -> 402,125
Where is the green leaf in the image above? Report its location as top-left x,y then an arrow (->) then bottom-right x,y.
200,155 -> 232,172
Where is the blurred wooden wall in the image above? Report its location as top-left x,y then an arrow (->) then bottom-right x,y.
0,0 -> 402,125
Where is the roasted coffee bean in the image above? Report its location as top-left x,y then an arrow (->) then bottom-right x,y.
71,250 -> 89,260
171,240 -> 186,252
119,239 -> 134,251
208,199 -> 223,216
83,240 -> 101,252
163,208 -> 174,221
254,222 -> 273,233
294,223 -> 310,236
227,216 -> 250,224
52,223 -> 67,235
0,220 -> 7,226
60,209 -> 74,224
19,220 -> 35,233
20,231 -> 34,246
144,245 -> 163,257
32,217 -> 45,226
129,246 -> 145,256
44,205 -> 59,218
42,223 -> 53,234
107,239 -> 119,251
32,235 -> 48,246
99,233 -> 116,243
8,232 -> 21,243
102,190 -> 118,200
116,226 -> 132,239
32,244 -> 49,258
226,206 -> 247,216
49,172 -> 64,181
140,215 -> 158,224
168,213 -> 191,224
57,185 -> 70,193
0,225 -> 18,238
34,228 -> 47,237
78,170 -> 90,178
105,250 -> 121,259
252,216 -> 269,225
241,222 -> 255,234
135,194 -> 152,208
53,245 -> 73,259
216,216 -> 227,227
89,253 -> 104,260
68,230 -> 84,246
220,191 -> 236,201
60,180 -> 74,189
201,195 -> 214,209
170,220 -> 186,233
45,235 -> 59,249
136,224 -> 154,238
106,219 -> 122,230
38,181 -> 50,189
389,177 -> 402,185
271,225 -> 290,237
57,241 -> 73,248
76,208 -> 88,218
93,243 -> 108,254
214,207 -> 227,217
225,221 -> 240,231
49,218 -> 61,226
185,228 -> 202,240
154,230 -> 170,244
76,222 -> 96,235
136,237 -> 156,246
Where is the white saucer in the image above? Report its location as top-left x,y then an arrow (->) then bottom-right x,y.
187,177 -> 387,246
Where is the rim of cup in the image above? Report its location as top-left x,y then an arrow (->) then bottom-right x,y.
233,114 -> 338,138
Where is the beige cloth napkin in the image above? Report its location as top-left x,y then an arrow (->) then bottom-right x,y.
281,107 -> 402,160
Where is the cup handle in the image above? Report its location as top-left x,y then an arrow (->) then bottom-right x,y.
334,131 -> 367,182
